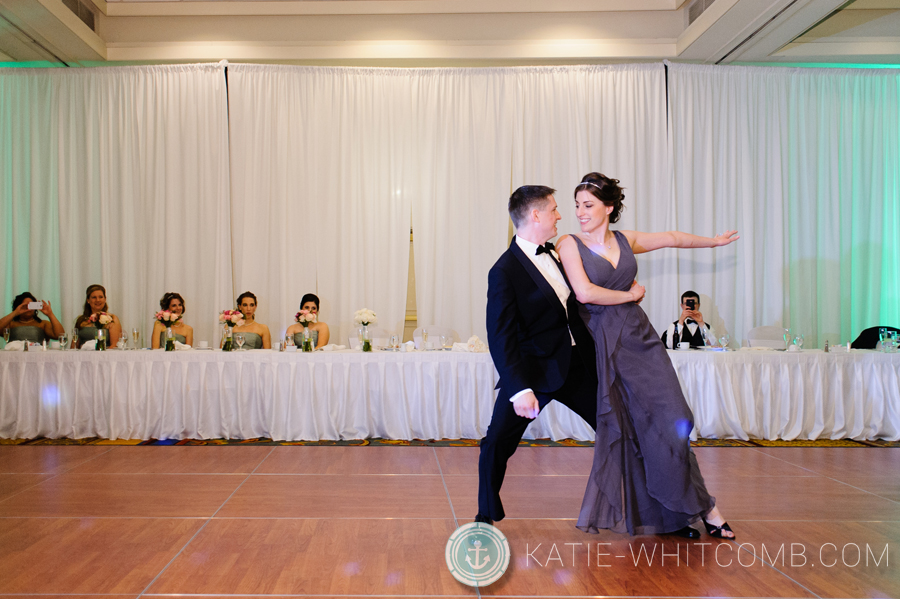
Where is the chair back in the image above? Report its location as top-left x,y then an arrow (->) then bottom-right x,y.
747,325 -> 785,348
852,326 -> 900,349
413,325 -> 459,350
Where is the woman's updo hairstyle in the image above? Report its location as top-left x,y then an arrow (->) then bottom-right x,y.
574,172 -> 625,224
236,291 -> 257,307
159,292 -> 186,314
300,293 -> 320,310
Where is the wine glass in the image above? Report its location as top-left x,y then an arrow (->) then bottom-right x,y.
782,328 -> 791,350
879,327 -> 888,351
718,333 -> 730,350
793,334 -> 804,350
422,329 -> 429,346
235,334 -> 245,351
441,335 -> 453,350
59,332 -> 68,351
131,328 -> 140,350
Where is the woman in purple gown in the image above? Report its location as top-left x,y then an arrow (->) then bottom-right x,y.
556,172 -> 738,539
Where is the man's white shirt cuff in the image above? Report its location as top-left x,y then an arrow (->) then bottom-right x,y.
509,388 -> 533,403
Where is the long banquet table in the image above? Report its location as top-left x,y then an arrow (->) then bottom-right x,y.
1,348 -> 898,441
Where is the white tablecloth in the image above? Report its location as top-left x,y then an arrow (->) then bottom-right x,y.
1,348 -> 897,441
0,349 -> 591,442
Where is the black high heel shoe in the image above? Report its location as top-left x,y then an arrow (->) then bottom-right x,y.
703,520 -> 735,539
670,526 -> 700,539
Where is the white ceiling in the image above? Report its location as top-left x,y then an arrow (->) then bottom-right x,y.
0,0 -> 898,66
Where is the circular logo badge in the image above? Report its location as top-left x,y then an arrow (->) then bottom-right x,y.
445,522 -> 510,587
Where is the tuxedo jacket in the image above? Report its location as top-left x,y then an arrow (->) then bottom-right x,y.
661,319 -> 712,348
486,238 -> 596,397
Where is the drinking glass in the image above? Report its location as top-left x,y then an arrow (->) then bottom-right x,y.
879,327 -> 889,352
718,334 -> 730,349
59,332 -> 68,351
118,333 -> 127,350
793,334 -> 804,349
389,334 -> 399,349
442,335 -> 454,350
422,329 -> 429,346
782,328 -> 792,350
2,328 -> 9,343
285,334 -> 294,348
889,331 -> 899,353
235,334 -> 245,351
132,328 -> 141,350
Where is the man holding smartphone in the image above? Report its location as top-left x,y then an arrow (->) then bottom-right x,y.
661,291 -> 715,349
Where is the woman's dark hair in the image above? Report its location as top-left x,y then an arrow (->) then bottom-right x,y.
236,291 -> 257,308
160,292 -> 186,314
12,291 -> 41,321
300,293 -> 320,310
77,284 -> 109,325
574,173 -> 625,224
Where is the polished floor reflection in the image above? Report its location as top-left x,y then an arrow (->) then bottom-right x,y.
0,445 -> 897,598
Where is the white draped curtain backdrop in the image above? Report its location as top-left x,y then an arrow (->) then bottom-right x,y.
2,62 -> 898,350
667,63 -> 900,347
0,63 -> 234,346
226,64 -> 671,344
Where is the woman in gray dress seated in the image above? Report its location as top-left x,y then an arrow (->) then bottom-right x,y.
285,293 -> 330,349
230,291 -> 271,349
557,172 -> 738,540
74,284 -> 123,348
151,292 -> 194,349
0,292 -> 65,344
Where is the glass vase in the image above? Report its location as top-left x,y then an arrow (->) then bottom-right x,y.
165,327 -> 176,351
302,327 -> 313,352
361,324 -> 372,352
221,325 -> 233,352
96,328 -> 106,351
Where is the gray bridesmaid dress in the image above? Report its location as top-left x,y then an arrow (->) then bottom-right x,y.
572,232 -> 715,535
9,325 -> 46,344
158,331 -> 188,346
235,331 -> 263,349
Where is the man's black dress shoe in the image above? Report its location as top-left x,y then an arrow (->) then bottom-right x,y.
474,513 -> 493,525
670,526 -> 700,539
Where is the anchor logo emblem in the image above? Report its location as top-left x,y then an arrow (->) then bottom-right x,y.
445,522 -> 510,587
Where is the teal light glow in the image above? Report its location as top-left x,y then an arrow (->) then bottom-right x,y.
732,62 -> 900,69
0,61 -> 66,68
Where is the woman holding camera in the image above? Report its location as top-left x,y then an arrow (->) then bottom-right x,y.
1,292 -> 65,343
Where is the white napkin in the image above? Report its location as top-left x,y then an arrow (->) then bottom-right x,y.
321,344 -> 347,352
3,340 -> 25,351
451,342 -> 469,352
80,340 -> 97,351
174,341 -> 192,350
466,335 -> 488,352
403,341 -> 416,351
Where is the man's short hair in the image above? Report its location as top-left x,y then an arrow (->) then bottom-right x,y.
509,185 -> 556,229
681,290 -> 700,305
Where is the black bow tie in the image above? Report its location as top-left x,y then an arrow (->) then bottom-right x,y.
535,242 -> 555,256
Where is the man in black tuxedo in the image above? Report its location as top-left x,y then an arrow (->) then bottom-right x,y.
476,185 -> 598,525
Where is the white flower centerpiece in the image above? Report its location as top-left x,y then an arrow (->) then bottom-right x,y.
353,308 -> 377,352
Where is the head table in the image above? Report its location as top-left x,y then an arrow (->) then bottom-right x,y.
0,348 -> 897,442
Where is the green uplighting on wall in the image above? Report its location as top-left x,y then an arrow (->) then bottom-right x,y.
732,62 -> 900,69
0,61 -> 67,68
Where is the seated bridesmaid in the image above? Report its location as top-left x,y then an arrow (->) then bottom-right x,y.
231,291 -> 271,349
0,292 -> 65,344
286,293 -> 330,349
74,284 -> 123,348
151,292 -> 194,349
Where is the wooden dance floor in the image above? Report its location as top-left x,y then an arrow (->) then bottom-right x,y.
0,444 -> 897,598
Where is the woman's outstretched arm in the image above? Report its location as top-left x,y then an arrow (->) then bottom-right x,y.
622,230 -> 739,254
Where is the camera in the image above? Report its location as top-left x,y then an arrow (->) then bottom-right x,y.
685,299 -> 696,310
28,301 -> 43,311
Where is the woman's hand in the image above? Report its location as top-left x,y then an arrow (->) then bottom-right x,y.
630,281 -> 646,303
713,230 -> 740,247
39,300 -> 54,317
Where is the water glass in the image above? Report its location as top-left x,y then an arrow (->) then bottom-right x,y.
59,332 -> 68,351
782,328 -> 792,350
1,328 -> 8,343
879,327 -> 889,352
235,334 -> 245,351
389,334 -> 399,349
422,329 -> 429,345
793,334 -> 804,350
441,335 -> 453,350
118,333 -> 127,350
889,331 -> 899,353
285,334 -> 294,348
718,334 -> 730,349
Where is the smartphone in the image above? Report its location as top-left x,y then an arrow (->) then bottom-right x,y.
685,299 -> 696,310
28,301 -> 43,310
